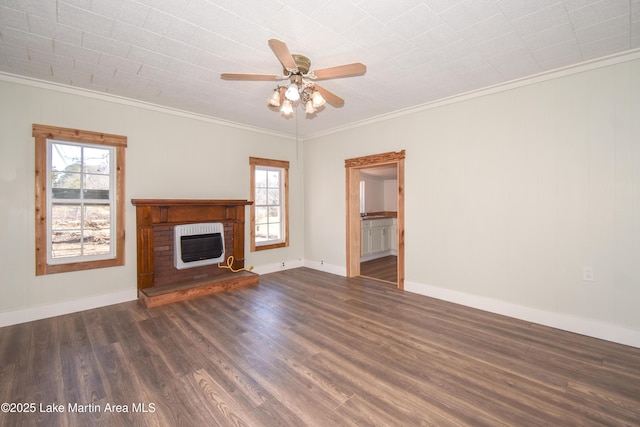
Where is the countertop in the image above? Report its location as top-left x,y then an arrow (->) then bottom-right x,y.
361,211 -> 397,220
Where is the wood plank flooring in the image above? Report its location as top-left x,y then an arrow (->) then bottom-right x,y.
1,267 -> 639,426
360,255 -> 397,283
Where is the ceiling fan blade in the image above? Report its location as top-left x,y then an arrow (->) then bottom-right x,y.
220,73 -> 281,81
268,39 -> 298,72
314,84 -> 344,107
312,63 -> 366,80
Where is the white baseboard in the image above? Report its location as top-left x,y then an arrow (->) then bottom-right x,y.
0,289 -> 138,328
304,260 -> 347,277
405,280 -> 640,349
251,259 -> 305,275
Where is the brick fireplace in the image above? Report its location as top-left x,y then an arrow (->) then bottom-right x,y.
131,199 -> 258,307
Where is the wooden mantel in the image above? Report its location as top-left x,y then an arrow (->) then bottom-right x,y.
131,199 -> 256,307
131,199 -> 253,207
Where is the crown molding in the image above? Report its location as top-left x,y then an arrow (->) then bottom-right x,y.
303,48 -> 640,141
0,71 -> 296,141
3,48 -> 639,143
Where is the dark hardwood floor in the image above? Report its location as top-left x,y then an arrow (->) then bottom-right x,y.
1,267 -> 639,426
360,255 -> 397,283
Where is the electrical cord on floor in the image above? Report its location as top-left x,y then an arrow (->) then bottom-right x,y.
218,255 -> 254,273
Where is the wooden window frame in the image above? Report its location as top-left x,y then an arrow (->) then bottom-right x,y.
249,157 -> 289,252
33,124 -> 127,275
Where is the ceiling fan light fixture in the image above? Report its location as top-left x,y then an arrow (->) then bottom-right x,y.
267,88 -> 281,107
221,39 -> 364,119
305,100 -> 316,114
312,89 -> 326,108
281,99 -> 293,116
285,83 -> 300,101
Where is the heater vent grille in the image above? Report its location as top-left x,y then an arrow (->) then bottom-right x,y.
174,223 -> 225,270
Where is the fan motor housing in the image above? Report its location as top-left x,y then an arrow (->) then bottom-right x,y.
284,54 -> 311,75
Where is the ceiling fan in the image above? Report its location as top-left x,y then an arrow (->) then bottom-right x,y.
221,39 -> 366,117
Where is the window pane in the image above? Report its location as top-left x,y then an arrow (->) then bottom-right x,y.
255,206 -> 268,224
255,188 -> 267,205
51,143 -> 82,200
83,147 -> 110,174
267,188 -> 279,205
267,170 -> 279,187
82,204 -> 111,255
51,230 -> 82,259
84,204 -> 110,229
83,174 -> 110,199
52,174 -> 81,199
84,230 -> 111,255
268,223 -> 281,240
255,169 -> 267,187
268,206 -> 280,222
51,143 -> 81,173
255,224 -> 268,241
52,204 -> 81,230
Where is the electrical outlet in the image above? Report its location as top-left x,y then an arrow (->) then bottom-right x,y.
281,261 -> 285,268
321,259 -> 324,265
583,266 -> 594,282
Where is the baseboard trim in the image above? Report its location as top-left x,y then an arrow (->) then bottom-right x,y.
0,289 -> 137,328
303,260 -> 347,277
405,280 -> 640,349
251,259 -> 305,275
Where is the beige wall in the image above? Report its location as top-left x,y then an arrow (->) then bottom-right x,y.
0,78 -> 303,320
304,56 -> 640,346
383,179 -> 397,212
2,54 -> 639,346
360,174 -> 385,213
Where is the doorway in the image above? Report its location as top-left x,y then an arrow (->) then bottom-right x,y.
345,150 -> 405,290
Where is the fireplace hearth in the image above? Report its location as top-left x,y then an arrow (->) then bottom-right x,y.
131,199 -> 257,307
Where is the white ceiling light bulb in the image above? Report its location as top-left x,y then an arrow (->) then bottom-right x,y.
312,89 -> 326,107
281,99 -> 293,116
285,83 -> 300,101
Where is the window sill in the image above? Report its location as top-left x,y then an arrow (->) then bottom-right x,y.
38,257 -> 123,275
253,241 -> 287,251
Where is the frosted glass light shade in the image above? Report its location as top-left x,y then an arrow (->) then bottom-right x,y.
305,100 -> 316,114
284,83 -> 300,101
312,90 -> 326,107
281,99 -> 293,116
267,89 -> 281,107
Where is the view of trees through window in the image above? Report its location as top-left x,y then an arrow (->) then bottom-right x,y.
50,141 -> 113,259
254,167 -> 282,242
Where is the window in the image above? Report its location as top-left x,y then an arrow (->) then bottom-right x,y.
250,157 -> 289,251
33,124 -> 127,275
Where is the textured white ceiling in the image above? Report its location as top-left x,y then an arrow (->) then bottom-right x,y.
1,0 -> 638,137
